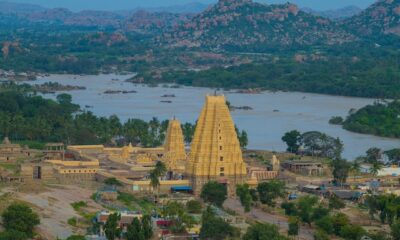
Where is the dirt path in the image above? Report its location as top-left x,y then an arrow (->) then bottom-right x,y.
224,198 -> 314,240
15,185 -> 102,239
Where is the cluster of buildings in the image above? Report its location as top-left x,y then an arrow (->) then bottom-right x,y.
0,95 -> 279,196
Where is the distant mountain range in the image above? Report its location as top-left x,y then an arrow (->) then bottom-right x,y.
302,6 -> 362,20
1,0 -> 400,51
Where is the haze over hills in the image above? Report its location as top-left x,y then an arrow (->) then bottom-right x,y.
302,6 -> 363,20
1,0 -> 400,51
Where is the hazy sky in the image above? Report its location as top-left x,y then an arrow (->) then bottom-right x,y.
6,0 -> 377,11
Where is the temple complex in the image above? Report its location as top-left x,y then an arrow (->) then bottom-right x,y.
186,95 -> 247,195
0,137 -> 39,162
163,118 -> 186,172
0,94 -> 279,196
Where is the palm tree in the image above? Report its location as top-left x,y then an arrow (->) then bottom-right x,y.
154,161 -> 167,177
370,162 -> 383,177
149,161 -> 167,204
350,160 -> 361,182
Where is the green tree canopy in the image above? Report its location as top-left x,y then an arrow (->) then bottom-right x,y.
200,181 -> 227,207
186,200 -> 202,214
257,180 -> 286,207
236,184 -> 252,212
200,206 -> 239,240
392,220 -> 400,240
281,130 -> 302,153
104,213 -> 121,240
243,222 -> 289,240
1,203 -> 40,238
126,218 -> 144,240
104,177 -> 122,186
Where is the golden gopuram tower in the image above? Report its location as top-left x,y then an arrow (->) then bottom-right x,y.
163,118 -> 187,172
186,95 -> 247,196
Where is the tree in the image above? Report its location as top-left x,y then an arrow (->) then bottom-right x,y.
331,158 -> 351,185
126,217 -> 144,240
243,222 -> 289,240
313,230 -> 330,240
149,161 -> 167,202
281,202 -> 298,216
301,131 -> 343,159
149,171 -> 160,198
331,213 -> 350,236
239,130 -> 248,148
312,206 -> 330,221
297,195 -> 318,225
154,161 -> 167,177
257,180 -> 286,207
385,149 -> 400,165
329,116 -> 344,125
0,230 -> 28,240
315,216 -> 334,235
339,225 -> 366,240
370,161 -> 383,176
104,213 -> 121,240
282,130 -> 302,153
236,184 -> 252,212
66,235 -> 86,240
141,215 -> 153,240
392,220 -> 400,240
288,217 -> 300,237
350,160 -> 361,181
186,200 -> 202,214
200,206 -> 238,240
182,122 -> 195,144
200,181 -> 227,207
2,203 -> 40,238
104,177 -> 122,186
162,201 -> 194,233
366,147 -> 382,164
329,194 -> 345,210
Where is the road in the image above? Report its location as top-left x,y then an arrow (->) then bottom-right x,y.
223,198 -> 314,240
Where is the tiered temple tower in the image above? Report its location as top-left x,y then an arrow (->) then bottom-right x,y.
163,118 -> 186,171
186,95 -> 247,195
271,155 -> 280,172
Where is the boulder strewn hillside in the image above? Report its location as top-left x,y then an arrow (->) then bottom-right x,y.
123,11 -> 194,34
162,0 -> 357,52
344,0 -> 400,36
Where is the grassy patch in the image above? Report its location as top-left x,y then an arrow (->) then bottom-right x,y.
91,192 -> 97,201
117,192 -> 155,214
117,192 -> 136,205
71,201 -> 87,211
0,163 -> 18,171
68,217 -> 77,227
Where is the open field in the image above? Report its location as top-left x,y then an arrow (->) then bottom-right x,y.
0,183 -> 102,239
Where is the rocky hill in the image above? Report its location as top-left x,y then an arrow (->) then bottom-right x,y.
161,0 -> 357,51
123,11 -> 193,33
344,0 -> 400,37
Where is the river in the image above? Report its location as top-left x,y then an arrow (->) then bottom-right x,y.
28,74 -> 400,160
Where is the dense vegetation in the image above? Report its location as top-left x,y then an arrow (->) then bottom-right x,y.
343,100 -> 400,138
0,89 -> 169,146
281,130 -> 343,159
0,203 -> 40,239
142,45 -> 400,98
0,85 -> 247,148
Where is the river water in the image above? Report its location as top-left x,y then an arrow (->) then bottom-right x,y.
29,74 -> 400,160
